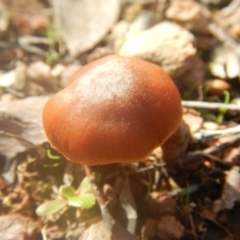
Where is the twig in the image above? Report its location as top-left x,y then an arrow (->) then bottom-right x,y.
169,184 -> 199,197
194,125 -> 240,141
182,100 -> 240,111
207,22 -> 240,56
18,36 -> 51,56
203,134 -> 240,155
136,162 -> 166,173
180,134 -> 240,167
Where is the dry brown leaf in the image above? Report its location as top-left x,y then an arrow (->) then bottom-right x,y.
141,218 -> 158,240
157,215 -> 185,240
51,0 -> 120,56
0,96 -> 49,183
199,208 -> 233,239
213,166 -> 240,212
147,193 -> 177,218
0,96 -> 49,159
103,183 -> 117,207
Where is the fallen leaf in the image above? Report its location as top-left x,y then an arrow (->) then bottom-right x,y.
213,166 -> 240,212
141,218 -> 158,240
0,96 -> 49,183
147,193 -> 177,218
157,215 -> 185,240
0,96 -> 49,160
51,0 -> 120,56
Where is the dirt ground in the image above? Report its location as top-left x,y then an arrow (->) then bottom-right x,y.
1,0 -> 240,239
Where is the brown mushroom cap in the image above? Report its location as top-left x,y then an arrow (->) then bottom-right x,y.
42,55 -> 182,165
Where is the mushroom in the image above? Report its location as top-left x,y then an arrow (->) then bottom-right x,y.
42,55 -> 182,165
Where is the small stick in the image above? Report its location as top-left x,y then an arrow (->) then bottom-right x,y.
207,22 -> 240,56
182,100 -> 240,111
194,125 -> 240,141
180,134 -> 240,167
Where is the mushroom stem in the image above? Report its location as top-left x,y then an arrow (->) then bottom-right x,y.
161,120 -> 192,163
83,165 -> 114,225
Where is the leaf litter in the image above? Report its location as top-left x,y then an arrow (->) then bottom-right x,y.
1,0 -> 240,239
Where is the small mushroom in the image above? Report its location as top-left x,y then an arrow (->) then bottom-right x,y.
42,55 -> 182,165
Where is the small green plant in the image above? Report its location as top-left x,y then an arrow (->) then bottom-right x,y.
178,184 -> 191,213
42,148 -> 62,168
201,91 -> 231,124
45,25 -> 62,66
36,177 -> 96,217
217,90 -> 230,124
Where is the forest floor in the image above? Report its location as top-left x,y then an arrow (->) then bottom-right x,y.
1,0 -> 240,239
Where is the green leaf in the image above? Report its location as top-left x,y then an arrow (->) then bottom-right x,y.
217,90 -> 230,124
43,163 -> 60,168
59,185 -> 76,199
36,199 -> 67,217
68,193 -> 96,209
77,177 -> 92,194
47,149 -> 61,160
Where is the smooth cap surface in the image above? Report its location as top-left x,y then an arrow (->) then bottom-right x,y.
42,55 -> 182,165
